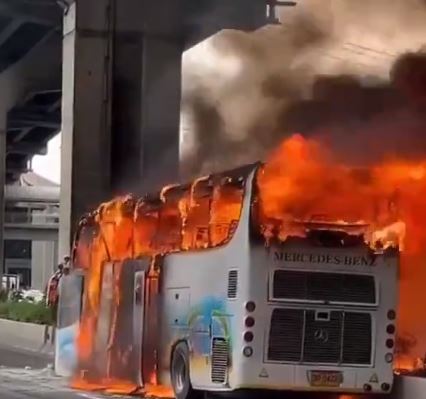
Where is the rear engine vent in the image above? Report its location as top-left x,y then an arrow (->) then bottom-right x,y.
211,338 -> 229,384
267,308 -> 372,365
227,270 -> 238,299
273,270 -> 376,304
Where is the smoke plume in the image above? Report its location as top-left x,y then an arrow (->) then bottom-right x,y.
181,0 -> 426,178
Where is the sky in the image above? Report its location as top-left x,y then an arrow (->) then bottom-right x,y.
32,133 -> 61,184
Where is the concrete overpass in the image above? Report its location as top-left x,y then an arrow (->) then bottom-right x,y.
4,185 -> 59,241
0,1 -> 62,181
0,0 -> 62,277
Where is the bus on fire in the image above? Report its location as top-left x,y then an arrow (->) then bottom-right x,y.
56,164 -> 399,398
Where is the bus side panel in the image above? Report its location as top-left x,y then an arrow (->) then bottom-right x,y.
158,245 -> 238,389
373,253 -> 399,390
158,171 -> 254,391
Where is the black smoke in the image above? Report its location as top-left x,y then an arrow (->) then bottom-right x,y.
181,0 -> 426,177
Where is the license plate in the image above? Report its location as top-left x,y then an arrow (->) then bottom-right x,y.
309,371 -> 343,387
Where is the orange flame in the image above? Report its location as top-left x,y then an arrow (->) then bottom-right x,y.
71,173 -> 244,396
258,134 -> 426,369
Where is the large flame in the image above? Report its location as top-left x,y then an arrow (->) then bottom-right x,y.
71,176 -> 245,396
258,134 -> 426,372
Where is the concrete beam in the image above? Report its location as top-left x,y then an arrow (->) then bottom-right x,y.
5,185 -> 59,203
0,114 -> 5,280
5,160 -> 28,175
7,142 -> 47,155
183,0 -> 268,48
0,1 -> 62,27
0,30 -> 62,114
8,110 -> 61,130
0,19 -> 24,47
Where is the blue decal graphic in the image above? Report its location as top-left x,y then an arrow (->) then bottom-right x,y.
56,322 -> 78,373
188,297 -> 230,356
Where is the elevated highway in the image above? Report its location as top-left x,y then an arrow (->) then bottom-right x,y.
0,0 -> 62,182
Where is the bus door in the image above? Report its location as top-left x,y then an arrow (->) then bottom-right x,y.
93,262 -> 115,378
91,258 -> 158,389
129,257 -> 161,387
117,258 -> 150,387
134,270 -> 145,386
94,259 -> 144,387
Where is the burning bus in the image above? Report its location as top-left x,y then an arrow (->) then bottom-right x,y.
57,140 -> 403,397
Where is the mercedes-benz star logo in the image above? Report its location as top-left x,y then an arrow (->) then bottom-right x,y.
314,328 -> 329,344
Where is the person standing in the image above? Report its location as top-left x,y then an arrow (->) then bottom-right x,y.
46,256 -> 70,322
44,256 -> 71,343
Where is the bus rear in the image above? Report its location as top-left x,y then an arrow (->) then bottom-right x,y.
232,227 -> 399,394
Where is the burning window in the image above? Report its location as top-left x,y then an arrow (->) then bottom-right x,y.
134,196 -> 161,255
210,176 -> 245,246
73,215 -> 98,270
182,177 -> 213,250
156,185 -> 188,253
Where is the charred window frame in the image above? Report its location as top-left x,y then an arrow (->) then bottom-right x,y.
155,185 -> 191,251
187,178 -> 214,248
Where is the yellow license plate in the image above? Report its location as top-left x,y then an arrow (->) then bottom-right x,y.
309,371 -> 343,387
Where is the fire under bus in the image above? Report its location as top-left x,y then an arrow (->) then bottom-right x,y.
57,164 -> 400,398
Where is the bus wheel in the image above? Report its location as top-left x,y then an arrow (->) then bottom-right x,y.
171,342 -> 202,399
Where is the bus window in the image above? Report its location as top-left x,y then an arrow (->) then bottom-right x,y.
183,179 -> 213,250
155,187 -> 187,253
210,177 -> 244,246
73,217 -> 98,270
115,198 -> 135,259
134,197 -> 161,255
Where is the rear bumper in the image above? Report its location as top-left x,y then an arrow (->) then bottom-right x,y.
229,362 -> 393,394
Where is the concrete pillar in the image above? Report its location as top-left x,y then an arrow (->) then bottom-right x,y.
0,113 -> 5,282
59,0 -> 113,259
111,15 -> 183,191
59,0 -> 184,256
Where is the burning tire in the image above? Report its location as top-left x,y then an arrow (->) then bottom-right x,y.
171,342 -> 202,399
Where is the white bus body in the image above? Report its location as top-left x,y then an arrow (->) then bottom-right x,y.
158,171 -> 399,395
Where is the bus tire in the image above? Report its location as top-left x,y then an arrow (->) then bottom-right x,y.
171,342 -> 202,399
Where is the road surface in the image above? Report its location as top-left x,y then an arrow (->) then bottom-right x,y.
0,346 -> 116,399
0,346 -> 387,399
0,344 -> 51,369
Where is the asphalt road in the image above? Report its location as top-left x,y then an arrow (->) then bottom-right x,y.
0,346 -> 384,399
0,345 -> 52,369
0,346 -> 114,399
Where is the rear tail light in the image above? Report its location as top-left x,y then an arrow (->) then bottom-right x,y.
245,317 -> 255,328
245,301 -> 256,312
244,331 -> 254,343
386,339 -> 394,349
385,353 -> 394,363
387,310 -> 396,320
386,324 -> 395,334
